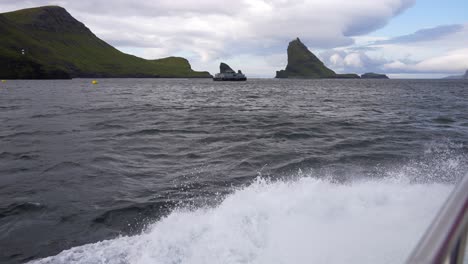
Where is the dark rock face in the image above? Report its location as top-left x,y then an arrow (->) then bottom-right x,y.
0,55 -> 71,79
220,62 -> 235,73
361,72 -> 389,79
276,38 -> 336,79
464,70 -> 468,79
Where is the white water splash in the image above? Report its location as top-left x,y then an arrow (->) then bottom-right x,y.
32,176 -> 453,264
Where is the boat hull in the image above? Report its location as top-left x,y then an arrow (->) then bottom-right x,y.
213,77 -> 247,81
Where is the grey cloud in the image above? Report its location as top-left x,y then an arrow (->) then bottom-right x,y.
0,0 -> 242,16
343,17 -> 391,37
343,0 -> 416,36
347,46 -> 381,52
373,24 -> 464,45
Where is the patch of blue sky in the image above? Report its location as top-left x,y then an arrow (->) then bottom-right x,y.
371,0 -> 468,37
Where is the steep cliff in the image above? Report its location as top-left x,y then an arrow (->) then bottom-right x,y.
275,38 -> 336,79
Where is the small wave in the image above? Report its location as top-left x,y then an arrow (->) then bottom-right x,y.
272,131 -> 313,140
123,128 -> 208,137
432,116 -> 456,124
0,202 -> 45,218
125,128 -> 162,136
0,105 -> 21,111
31,113 -> 58,119
0,151 -> 39,161
92,121 -> 127,130
0,131 -> 38,139
40,161 -> 82,175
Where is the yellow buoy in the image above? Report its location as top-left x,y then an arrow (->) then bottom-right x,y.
1,80 -> 6,83
92,80 -> 98,85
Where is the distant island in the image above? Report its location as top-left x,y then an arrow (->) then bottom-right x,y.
361,72 -> 389,79
275,38 -> 388,79
443,70 -> 468,79
0,6 -> 212,79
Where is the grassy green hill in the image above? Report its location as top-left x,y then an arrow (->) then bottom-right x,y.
0,6 -> 212,79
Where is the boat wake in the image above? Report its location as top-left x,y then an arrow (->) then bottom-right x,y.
32,175 -> 454,264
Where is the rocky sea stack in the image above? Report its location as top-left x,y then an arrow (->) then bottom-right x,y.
276,38 -> 336,79
361,72 -> 389,79
0,6 -> 211,79
275,38 -> 360,79
213,62 -> 246,81
220,63 -> 235,73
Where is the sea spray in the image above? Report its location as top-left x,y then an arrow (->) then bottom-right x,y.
32,176 -> 453,264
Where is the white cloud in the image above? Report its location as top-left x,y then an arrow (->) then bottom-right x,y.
373,24 -> 468,74
319,23 -> 468,76
343,53 -> 364,68
383,48 -> 468,73
329,54 -> 344,67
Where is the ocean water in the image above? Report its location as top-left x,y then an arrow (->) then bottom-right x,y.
0,78 -> 467,264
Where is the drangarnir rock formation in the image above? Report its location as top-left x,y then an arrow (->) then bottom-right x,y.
276,38 -> 337,79
0,6 -> 212,79
275,38 -> 391,79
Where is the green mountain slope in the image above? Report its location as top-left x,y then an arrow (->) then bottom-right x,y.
275,38 -> 359,79
0,6 -> 211,79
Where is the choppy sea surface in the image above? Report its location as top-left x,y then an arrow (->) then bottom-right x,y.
0,78 -> 467,264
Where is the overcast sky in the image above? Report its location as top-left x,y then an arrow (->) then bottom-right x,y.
1,0 -> 467,78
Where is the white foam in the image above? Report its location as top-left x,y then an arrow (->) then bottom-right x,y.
33,177 -> 453,264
